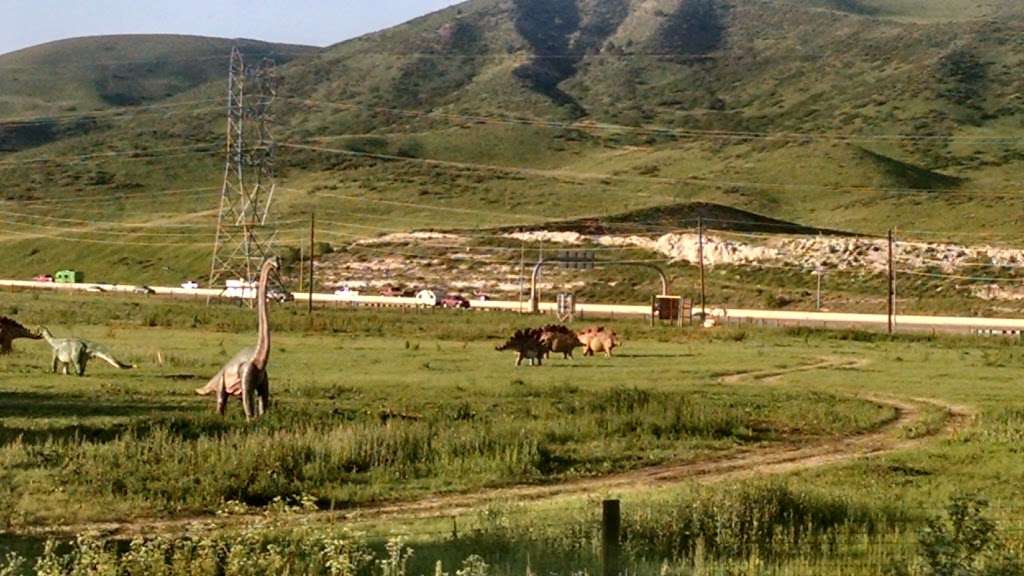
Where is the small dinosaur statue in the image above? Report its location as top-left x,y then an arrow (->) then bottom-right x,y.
38,327 -> 134,376
577,326 -> 621,358
195,260 -> 275,421
538,325 -> 582,359
0,316 -> 41,355
496,328 -> 549,366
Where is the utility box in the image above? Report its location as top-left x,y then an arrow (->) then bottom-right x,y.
651,295 -> 691,327
55,270 -> 83,284
557,292 -> 577,322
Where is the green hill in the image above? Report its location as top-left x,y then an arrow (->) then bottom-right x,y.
0,0 -> 1022,286
0,35 -> 316,150
0,35 -> 316,116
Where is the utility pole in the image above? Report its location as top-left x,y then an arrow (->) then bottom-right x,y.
308,212 -> 315,315
518,240 -> 526,313
208,48 -> 289,303
698,217 -> 707,319
298,246 -> 304,293
888,229 -> 895,335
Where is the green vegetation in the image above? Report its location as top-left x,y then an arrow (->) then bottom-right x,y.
0,292 -> 889,527
2,2 -> 1024,572
0,292 -> 1022,573
1,0 -> 1023,288
0,36 -> 314,120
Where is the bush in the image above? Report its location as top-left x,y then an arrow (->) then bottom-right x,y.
905,494 -> 1024,576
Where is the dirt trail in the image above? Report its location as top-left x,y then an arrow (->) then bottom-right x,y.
21,357 -> 974,538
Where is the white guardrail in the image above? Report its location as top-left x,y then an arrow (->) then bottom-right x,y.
3,280 -> 1024,334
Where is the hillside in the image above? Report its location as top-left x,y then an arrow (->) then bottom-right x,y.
0,35 -> 316,150
0,0 -> 1022,289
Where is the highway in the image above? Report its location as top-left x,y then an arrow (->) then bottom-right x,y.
3,279 -> 1022,335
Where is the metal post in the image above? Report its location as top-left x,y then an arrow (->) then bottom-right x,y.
815,266 -> 823,311
602,500 -> 622,576
888,229 -> 895,335
519,240 -> 526,314
817,273 -> 822,311
308,212 -> 315,315
298,245 -> 304,293
698,217 -> 706,319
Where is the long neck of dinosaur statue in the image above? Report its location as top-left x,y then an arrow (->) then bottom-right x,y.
40,328 -> 55,346
253,262 -> 272,370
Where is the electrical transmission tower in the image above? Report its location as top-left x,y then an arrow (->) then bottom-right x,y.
209,48 -> 289,299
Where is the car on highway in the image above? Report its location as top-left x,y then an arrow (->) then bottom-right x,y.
181,281 -> 200,290
33,274 -> 54,283
441,294 -> 471,309
85,285 -> 106,293
133,286 -> 156,295
334,287 -> 361,299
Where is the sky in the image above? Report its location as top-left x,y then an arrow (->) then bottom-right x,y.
0,0 -> 465,55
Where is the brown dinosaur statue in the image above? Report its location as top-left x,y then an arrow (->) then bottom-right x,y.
0,316 -> 40,355
538,325 -> 582,359
196,260 -> 275,421
577,326 -> 621,358
496,328 -> 548,366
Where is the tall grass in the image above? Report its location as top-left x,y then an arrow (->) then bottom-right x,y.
0,385 -> 886,521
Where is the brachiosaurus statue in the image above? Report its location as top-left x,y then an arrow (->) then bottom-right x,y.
196,260 -> 275,421
39,328 -> 135,376
0,316 -> 41,355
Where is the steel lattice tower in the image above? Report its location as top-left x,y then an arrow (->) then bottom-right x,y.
209,48 -> 287,297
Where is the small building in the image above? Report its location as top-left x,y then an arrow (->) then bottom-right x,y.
54,270 -> 83,284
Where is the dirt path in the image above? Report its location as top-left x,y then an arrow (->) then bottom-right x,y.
20,357 -> 975,538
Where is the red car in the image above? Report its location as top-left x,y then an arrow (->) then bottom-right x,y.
33,274 -> 54,283
442,294 -> 471,309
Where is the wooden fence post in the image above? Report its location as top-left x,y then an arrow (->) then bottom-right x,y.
602,499 -> 622,576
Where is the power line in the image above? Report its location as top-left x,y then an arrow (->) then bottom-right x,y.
0,49 -> 309,70
0,144 -> 219,168
0,186 -> 220,206
0,99 -> 222,126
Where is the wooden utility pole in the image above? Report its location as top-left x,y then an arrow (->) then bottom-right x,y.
602,500 -> 622,576
698,217 -> 707,319
519,240 -> 526,313
888,229 -> 895,335
308,212 -> 315,315
298,246 -> 304,293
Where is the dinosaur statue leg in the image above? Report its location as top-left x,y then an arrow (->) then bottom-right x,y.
216,373 -> 229,416
51,351 -> 58,374
239,363 -> 256,422
255,370 -> 269,418
515,353 -> 524,367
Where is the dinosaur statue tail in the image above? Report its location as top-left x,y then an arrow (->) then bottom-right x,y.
195,370 -> 223,396
91,350 -> 135,370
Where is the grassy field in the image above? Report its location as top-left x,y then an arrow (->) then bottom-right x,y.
1,291 -> 1024,573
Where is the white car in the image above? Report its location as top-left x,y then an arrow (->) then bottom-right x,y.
181,281 -> 200,290
334,288 -> 360,299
